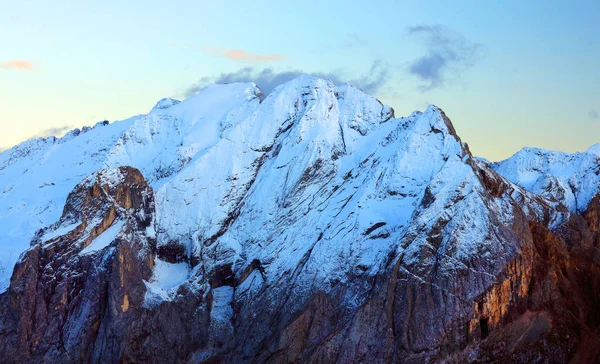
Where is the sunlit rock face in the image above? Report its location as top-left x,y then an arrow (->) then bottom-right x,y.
0,76 -> 599,363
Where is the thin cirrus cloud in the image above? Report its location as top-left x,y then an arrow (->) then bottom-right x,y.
2,125 -> 73,153
203,46 -> 287,61
168,43 -> 287,61
29,125 -> 73,140
184,61 -> 391,98
406,25 -> 481,91
0,60 -> 35,71
168,43 -> 197,48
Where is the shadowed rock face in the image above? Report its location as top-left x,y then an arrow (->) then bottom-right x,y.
465,198 -> 600,363
0,78 -> 598,363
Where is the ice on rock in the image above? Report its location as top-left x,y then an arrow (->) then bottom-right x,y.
80,220 -> 125,255
42,220 -> 82,242
143,257 -> 190,305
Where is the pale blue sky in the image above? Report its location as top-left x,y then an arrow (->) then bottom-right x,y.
0,0 -> 598,160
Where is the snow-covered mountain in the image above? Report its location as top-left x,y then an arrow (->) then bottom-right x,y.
491,146 -> 600,213
0,76 -> 599,363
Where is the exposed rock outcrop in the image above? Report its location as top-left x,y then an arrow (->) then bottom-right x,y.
0,167 -> 158,362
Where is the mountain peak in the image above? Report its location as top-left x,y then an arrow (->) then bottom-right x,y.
493,144 -> 600,212
586,143 -> 600,157
150,97 -> 180,113
422,104 -> 460,138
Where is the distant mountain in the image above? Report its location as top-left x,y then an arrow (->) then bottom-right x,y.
491,146 -> 600,213
0,76 -> 598,363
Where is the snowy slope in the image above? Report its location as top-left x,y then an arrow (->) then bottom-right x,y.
211,103 -> 471,292
586,143 -> 600,157
0,77 -> 391,292
0,83 -> 259,291
0,119 -> 138,290
492,146 -> 600,212
153,76 -> 395,260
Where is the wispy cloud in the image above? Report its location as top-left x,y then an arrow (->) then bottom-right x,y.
589,109 -> 598,121
168,43 -> 197,48
3,125 -> 73,151
184,61 -> 390,98
319,32 -> 371,54
168,43 -> 287,61
343,32 -> 368,48
202,46 -> 287,61
29,125 -> 73,140
0,60 -> 35,71
406,25 -> 481,91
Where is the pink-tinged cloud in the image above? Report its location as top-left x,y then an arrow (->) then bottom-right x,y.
0,60 -> 35,71
203,46 -> 287,61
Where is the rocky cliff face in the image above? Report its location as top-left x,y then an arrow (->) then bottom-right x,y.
0,76 -> 598,363
0,167 -> 157,361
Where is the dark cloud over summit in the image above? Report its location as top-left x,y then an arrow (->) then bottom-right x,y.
406,25 -> 481,91
184,61 -> 391,98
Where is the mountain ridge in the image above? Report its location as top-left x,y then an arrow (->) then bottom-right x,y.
0,75 -> 598,362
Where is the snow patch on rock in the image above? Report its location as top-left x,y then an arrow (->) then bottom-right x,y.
80,220 -> 125,255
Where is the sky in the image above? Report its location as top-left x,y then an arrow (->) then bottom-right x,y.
0,0 -> 598,161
